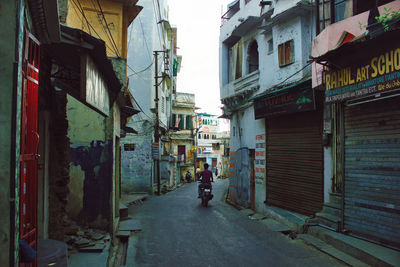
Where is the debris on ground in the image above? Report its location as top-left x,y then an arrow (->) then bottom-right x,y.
63,220 -> 109,254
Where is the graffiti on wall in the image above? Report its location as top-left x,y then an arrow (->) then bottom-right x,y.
233,148 -> 250,207
255,134 -> 265,185
228,151 -> 236,178
69,140 -> 112,223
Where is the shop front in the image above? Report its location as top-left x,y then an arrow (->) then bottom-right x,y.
254,79 -> 324,216
318,28 -> 400,248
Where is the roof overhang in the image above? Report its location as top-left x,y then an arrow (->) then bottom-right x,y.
28,0 -> 60,43
122,126 -> 138,134
232,16 -> 260,37
60,25 -> 122,93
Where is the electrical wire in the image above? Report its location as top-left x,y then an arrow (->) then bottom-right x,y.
139,17 -> 152,61
155,0 -> 166,47
152,0 -> 164,48
275,62 -> 312,87
96,0 -> 121,57
88,0 -> 121,57
70,0 -> 120,56
127,60 -> 153,77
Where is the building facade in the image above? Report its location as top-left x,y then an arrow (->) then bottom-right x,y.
0,0 -> 142,265
122,0 -> 180,194
311,0 -> 400,249
170,93 -> 197,184
220,0 -> 320,212
196,114 -> 221,174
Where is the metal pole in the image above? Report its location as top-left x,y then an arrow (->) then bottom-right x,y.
194,128 -> 197,181
154,51 -> 161,195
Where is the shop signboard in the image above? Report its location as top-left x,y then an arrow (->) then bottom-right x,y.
325,47 -> 400,103
254,80 -> 314,119
152,143 -> 159,160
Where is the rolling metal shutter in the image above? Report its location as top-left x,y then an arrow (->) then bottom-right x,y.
266,110 -> 323,216
344,96 -> 400,248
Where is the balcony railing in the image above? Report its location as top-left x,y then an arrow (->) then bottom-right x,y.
233,70 -> 259,92
221,0 -> 240,27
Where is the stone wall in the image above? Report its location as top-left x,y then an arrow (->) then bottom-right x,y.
121,120 -> 153,193
48,92 -> 71,240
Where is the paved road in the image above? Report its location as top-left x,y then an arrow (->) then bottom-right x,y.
128,179 -> 343,267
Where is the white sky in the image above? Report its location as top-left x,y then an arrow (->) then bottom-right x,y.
168,0 -> 233,116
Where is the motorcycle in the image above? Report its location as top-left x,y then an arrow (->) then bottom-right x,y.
199,183 -> 213,207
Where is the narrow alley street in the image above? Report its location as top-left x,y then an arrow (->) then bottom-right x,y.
127,180 -> 343,267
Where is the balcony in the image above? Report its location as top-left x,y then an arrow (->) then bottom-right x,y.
221,70 -> 259,110
233,70 -> 259,92
221,0 -> 240,27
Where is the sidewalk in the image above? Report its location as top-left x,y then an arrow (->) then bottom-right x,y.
226,199 -> 400,267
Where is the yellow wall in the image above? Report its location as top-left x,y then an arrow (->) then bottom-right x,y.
67,0 -> 129,58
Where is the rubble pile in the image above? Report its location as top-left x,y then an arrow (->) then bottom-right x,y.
64,221 -> 110,254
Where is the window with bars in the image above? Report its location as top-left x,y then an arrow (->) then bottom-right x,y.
278,40 -> 294,67
316,0 -> 394,33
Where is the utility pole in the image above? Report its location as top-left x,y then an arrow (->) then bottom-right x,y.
154,51 -> 161,195
153,50 -> 167,195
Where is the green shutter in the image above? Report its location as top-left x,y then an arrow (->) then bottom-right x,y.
172,114 -> 176,128
186,115 -> 192,129
179,115 -> 184,129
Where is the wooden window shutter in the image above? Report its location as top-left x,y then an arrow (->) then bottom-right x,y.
278,43 -> 284,66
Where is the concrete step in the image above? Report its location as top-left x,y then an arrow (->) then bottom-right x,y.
316,212 -> 340,223
308,226 -> 400,267
320,204 -> 342,218
297,234 -> 369,267
119,203 -> 129,219
329,193 -> 342,206
315,212 -> 341,231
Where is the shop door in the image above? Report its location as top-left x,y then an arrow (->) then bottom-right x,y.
344,96 -> 400,249
178,145 -> 186,163
212,158 -> 217,173
19,31 -> 40,266
266,110 -> 323,216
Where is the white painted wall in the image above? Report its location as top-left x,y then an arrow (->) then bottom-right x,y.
220,0 -> 317,211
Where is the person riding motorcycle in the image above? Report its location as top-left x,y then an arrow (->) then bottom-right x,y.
185,170 -> 192,183
198,163 -> 213,198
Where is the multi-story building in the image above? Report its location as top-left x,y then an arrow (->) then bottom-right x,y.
121,0 -> 180,194
63,0 -> 142,234
216,131 -> 231,179
170,93 -> 197,184
196,113 -> 221,174
219,0 -> 322,212
311,0 -> 400,249
0,0 -> 142,264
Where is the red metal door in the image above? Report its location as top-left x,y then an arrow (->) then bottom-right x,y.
19,31 -> 40,267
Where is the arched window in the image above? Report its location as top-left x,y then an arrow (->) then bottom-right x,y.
248,40 -> 259,73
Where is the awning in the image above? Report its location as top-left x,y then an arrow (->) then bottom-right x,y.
121,106 -> 140,116
312,25 -> 400,65
122,126 -> 138,134
250,77 -> 311,102
46,25 -> 122,95
223,11 -> 273,46
232,16 -> 261,37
